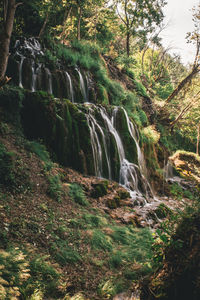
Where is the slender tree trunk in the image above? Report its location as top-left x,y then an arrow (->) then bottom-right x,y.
60,6 -> 72,43
126,30 -> 130,57
196,122 -> 200,155
38,12 -> 49,38
77,6 -> 82,41
0,0 -> 17,81
165,66 -> 199,105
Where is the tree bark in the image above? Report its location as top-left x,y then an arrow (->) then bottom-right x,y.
38,12 -> 49,38
196,122 -> 200,155
126,30 -> 130,57
77,6 -> 82,41
0,0 -> 18,81
165,65 -> 199,104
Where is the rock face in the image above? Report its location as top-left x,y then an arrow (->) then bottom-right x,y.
5,37 -> 158,202
19,90 -> 151,200
169,150 -> 200,185
7,37 -> 97,103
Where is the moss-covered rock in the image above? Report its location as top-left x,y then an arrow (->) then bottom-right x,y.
91,180 -> 109,198
21,91 -> 94,174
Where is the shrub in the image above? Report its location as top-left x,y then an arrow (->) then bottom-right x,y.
142,125 -> 160,144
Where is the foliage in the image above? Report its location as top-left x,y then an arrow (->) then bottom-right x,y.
142,125 -> 160,144
0,248 -> 31,300
0,142 -> 15,186
0,86 -> 25,124
47,175 -> 63,202
51,239 -> 81,266
90,230 -> 113,251
25,141 -> 50,162
69,183 -> 89,206
25,256 -> 60,297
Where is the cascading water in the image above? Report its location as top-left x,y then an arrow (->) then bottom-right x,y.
82,104 -> 151,203
76,68 -> 88,102
45,68 -> 53,94
121,107 -> 147,176
65,71 -> 74,102
86,106 -> 112,179
18,56 -> 25,88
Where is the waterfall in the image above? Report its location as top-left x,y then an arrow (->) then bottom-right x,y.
86,106 -> 112,179
83,104 -> 150,203
45,68 -> 53,94
121,107 -> 148,177
65,71 -> 74,102
76,68 -> 88,102
85,73 -> 90,100
164,160 -> 175,180
19,56 -> 25,88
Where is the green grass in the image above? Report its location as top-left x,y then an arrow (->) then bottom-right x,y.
51,239 -> 81,266
69,183 -> 89,206
90,230 -> 113,252
25,141 -> 50,162
24,256 -> 60,297
47,175 -> 63,202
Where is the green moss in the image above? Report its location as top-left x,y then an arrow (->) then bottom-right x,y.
0,142 -> 15,187
107,196 -> 121,209
91,180 -> 109,198
0,86 -> 25,124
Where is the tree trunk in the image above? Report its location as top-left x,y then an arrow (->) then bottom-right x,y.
38,12 -> 49,38
196,122 -> 200,155
0,0 -> 17,81
126,30 -> 130,57
77,6 -> 82,41
165,66 -> 199,105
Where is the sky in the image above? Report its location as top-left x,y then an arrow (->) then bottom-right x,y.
160,0 -> 200,65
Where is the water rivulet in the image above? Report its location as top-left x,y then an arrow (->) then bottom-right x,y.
7,37 -> 91,102
81,104 -> 152,203
9,38 -> 152,203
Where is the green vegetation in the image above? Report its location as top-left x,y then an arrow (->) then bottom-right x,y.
69,183 -> 89,206
0,142 -> 15,186
47,175 -> 63,202
25,141 -> 50,163
0,1 -> 200,299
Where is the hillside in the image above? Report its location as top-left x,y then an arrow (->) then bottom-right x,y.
0,1 -> 200,299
